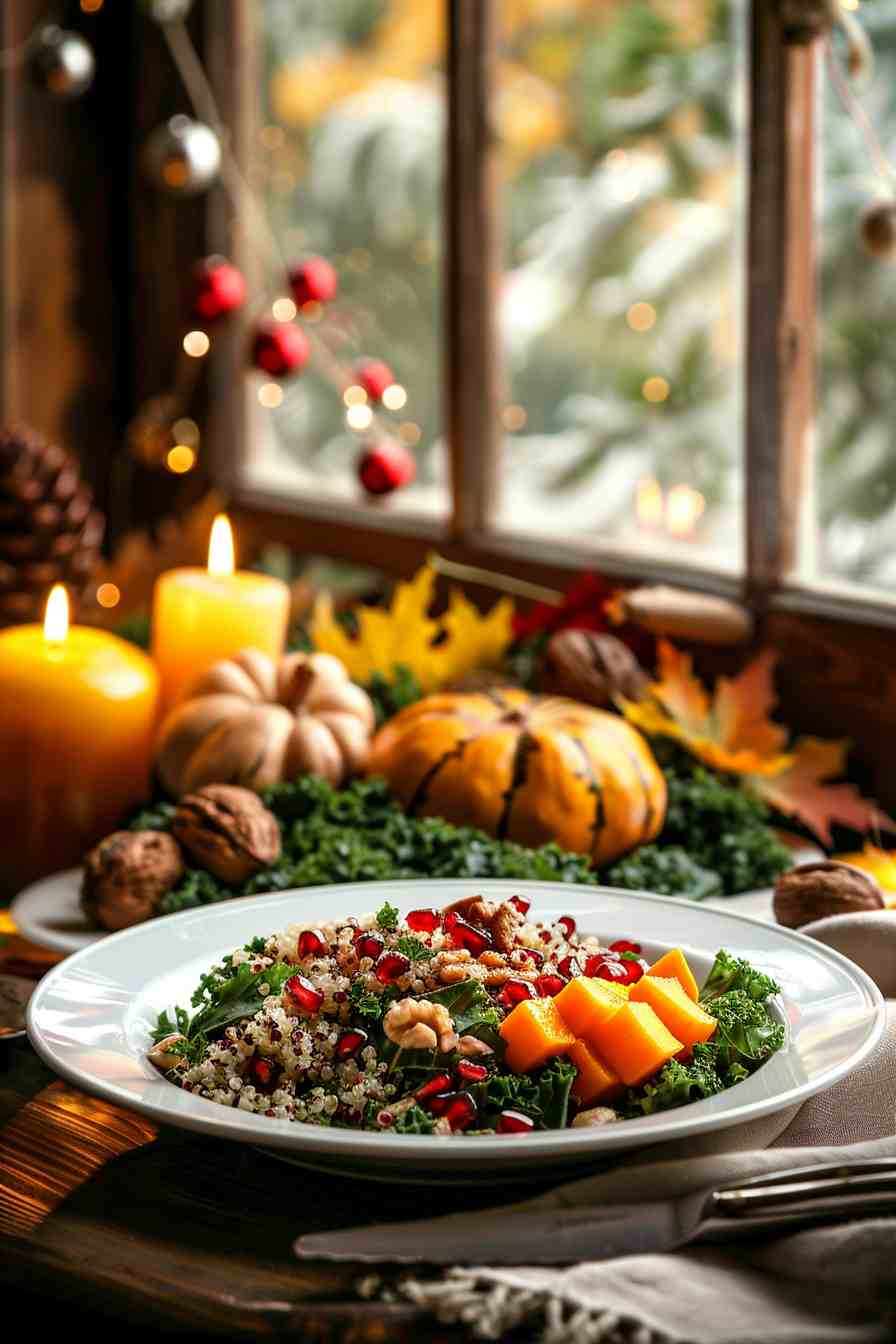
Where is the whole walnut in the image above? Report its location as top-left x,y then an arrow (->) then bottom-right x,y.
542,630 -> 648,707
773,860 -> 885,929
172,784 -> 281,884
81,830 -> 185,931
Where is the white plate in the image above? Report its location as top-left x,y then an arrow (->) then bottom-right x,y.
26,879 -> 884,1178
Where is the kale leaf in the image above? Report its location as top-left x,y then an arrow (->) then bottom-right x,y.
699,948 -> 782,1004
479,1058 -> 576,1130
393,1104 -> 435,1135
623,1045 -> 725,1117
602,845 -> 723,900
703,990 -> 785,1073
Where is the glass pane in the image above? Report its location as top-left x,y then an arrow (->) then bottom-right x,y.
243,1 -> 447,518
491,0 -> 745,573
808,0 -> 896,597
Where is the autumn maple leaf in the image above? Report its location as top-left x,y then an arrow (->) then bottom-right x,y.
747,739 -> 896,848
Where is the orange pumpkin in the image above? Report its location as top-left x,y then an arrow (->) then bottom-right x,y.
367,689 -> 666,864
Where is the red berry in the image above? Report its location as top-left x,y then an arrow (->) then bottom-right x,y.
498,979 -> 536,1009
251,319 -> 309,376
616,959 -> 646,986
355,358 -> 394,402
449,919 -> 492,957
192,256 -> 246,320
354,931 -> 384,962
594,960 -> 629,983
429,1091 -> 477,1131
535,973 -> 565,997
288,256 -> 337,307
557,916 -> 576,939
251,1057 -> 275,1087
357,439 -> 416,497
557,956 -> 581,980
583,954 -> 606,977
298,929 -> 328,959
516,947 -> 544,969
496,1109 -> 535,1134
509,895 -> 531,916
609,940 -> 641,956
335,1028 -> 368,1060
284,974 -> 324,1015
374,950 -> 410,984
456,1060 -> 489,1085
406,908 -> 440,934
415,1072 -> 453,1104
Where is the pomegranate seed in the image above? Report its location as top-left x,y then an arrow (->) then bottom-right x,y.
498,979 -> 536,1009
535,973 -> 566,997
557,915 -> 576,938
442,911 -> 459,933
406,908 -> 440,933
375,950 -> 411,984
583,954 -> 605,977
456,1060 -> 489,1084
609,940 -> 641,955
594,960 -> 629,983
429,1090 -> 477,1131
539,930 -> 552,943
557,955 -> 582,979
449,919 -> 492,957
354,931 -> 384,961
298,929 -> 328,959
335,1028 -> 368,1060
509,895 -> 531,915
415,1072 -> 454,1104
516,947 -> 544,968
496,1109 -> 535,1134
616,959 -> 645,986
284,974 -> 324,1014
251,1057 -> 274,1086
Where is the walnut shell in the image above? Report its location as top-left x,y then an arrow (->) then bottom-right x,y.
773,860 -> 885,929
81,830 -> 185,931
542,630 -> 648,707
172,784 -> 281,884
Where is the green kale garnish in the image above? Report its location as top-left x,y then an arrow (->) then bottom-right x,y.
186,962 -> 294,1040
348,980 -> 388,1021
699,948 -> 782,1004
364,664 -> 423,728
603,845 -> 723,900
478,1058 -> 576,1130
150,1005 -> 191,1043
393,1103 -> 435,1135
395,934 -> 432,962
376,901 -> 400,931
623,1045 -> 725,1117
703,990 -> 785,1073
128,800 -> 177,833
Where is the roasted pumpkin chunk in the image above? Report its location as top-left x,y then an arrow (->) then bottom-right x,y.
499,996 -> 576,1073
629,975 -> 717,1047
646,947 -> 699,1002
569,1038 -> 624,1106
589,1001 -> 683,1087
554,975 -> 628,1041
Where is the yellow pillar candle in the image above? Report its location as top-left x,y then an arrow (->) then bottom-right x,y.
0,586 -> 160,891
151,514 -> 289,711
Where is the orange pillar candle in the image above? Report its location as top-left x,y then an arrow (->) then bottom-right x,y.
0,586 -> 160,890
151,514 -> 290,711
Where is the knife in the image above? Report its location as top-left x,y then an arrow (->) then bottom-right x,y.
295,1158 -> 896,1265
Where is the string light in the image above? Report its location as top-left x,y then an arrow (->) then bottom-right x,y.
343,385 -> 368,406
272,296 -> 297,322
96,582 -> 120,608
627,302 -> 656,332
501,404 -> 528,431
346,404 -> 374,431
398,421 -> 421,445
183,329 -> 210,357
166,444 -> 197,473
258,382 -> 284,408
642,375 -> 670,404
381,383 -> 407,411
172,417 -> 199,445
667,484 -> 705,537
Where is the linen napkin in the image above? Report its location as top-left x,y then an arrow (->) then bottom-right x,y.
390,912 -> 896,1343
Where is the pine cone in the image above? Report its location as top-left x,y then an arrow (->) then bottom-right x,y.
0,425 -> 104,626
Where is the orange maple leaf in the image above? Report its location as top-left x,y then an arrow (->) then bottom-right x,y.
747,738 -> 896,848
622,640 -> 791,776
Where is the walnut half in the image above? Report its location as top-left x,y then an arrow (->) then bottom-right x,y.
773,860 -> 884,929
383,997 -> 458,1052
172,784 -> 281,884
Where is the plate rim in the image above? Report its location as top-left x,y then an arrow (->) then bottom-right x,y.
26,878 -> 886,1162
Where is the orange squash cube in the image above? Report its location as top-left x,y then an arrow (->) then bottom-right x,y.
554,976 -> 628,1041
569,1038 -> 624,1106
499,996 -> 576,1074
646,947 -> 699,1002
590,1001 -> 683,1087
629,975 -> 717,1047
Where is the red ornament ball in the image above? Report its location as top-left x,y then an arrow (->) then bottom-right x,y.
192,256 -> 246,320
355,358 -> 394,403
251,319 -> 309,377
357,438 -> 416,496
289,256 -> 338,307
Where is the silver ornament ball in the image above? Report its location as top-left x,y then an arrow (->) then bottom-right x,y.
30,26 -> 95,100
143,115 -> 222,196
140,0 -> 194,23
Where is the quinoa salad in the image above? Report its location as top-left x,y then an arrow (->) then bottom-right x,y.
149,894 -> 785,1135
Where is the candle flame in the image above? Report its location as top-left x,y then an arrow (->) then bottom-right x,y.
44,584 -> 69,642
208,514 -> 235,577
666,484 -> 705,537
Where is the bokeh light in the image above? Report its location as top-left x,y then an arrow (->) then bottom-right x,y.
183,330 -> 210,357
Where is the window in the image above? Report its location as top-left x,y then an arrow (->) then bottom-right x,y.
215,1 -> 895,617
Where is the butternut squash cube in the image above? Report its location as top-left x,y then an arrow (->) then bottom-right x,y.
554,976 -> 628,1041
629,975 -> 717,1047
646,947 -> 699,1002
499,996 -> 576,1074
569,1038 -> 624,1106
590,1001 -> 683,1087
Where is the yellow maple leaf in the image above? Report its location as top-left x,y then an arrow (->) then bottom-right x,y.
622,641 -> 792,776
834,841 -> 896,897
309,564 -> 513,693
